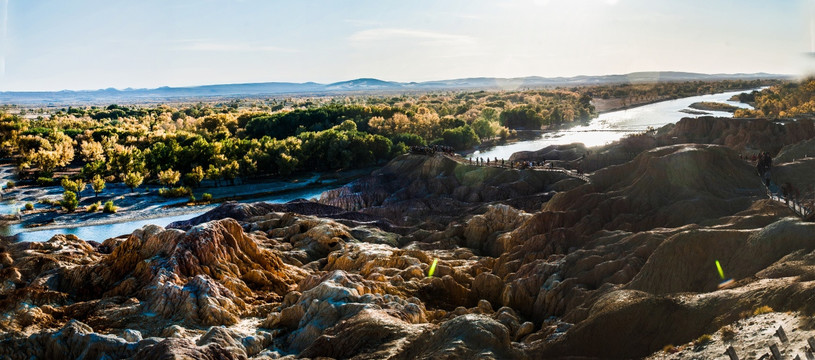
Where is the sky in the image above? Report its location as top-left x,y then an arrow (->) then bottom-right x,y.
0,0 -> 812,91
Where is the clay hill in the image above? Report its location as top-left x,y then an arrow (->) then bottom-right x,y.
1,116 -> 815,359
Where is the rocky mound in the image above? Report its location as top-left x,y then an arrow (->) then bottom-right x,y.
770,158 -> 815,202
319,153 -> 578,226
168,199 -> 406,234
664,116 -> 815,154
579,131 -> 661,172
579,117 -> 815,173
532,144 -> 764,237
167,201 -> 282,230
0,211 -> 532,359
508,143 -> 587,162
774,137 -> 815,163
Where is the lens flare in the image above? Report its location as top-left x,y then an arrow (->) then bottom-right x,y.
715,260 -> 725,279
428,258 -> 438,278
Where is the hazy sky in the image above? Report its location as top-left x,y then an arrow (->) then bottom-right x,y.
0,0 -> 811,91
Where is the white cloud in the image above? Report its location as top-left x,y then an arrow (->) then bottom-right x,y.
349,28 -> 476,47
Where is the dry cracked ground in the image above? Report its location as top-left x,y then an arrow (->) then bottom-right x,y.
2,117 -> 815,359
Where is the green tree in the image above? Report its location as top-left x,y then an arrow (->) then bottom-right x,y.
124,172 -> 144,192
79,140 -> 105,163
75,179 -> 86,201
499,106 -> 544,129
61,178 -> 77,193
145,141 -> 181,173
61,178 -> 86,201
201,113 -> 238,135
81,160 -> 106,179
109,145 -> 145,179
276,152 -> 298,176
222,160 -> 240,185
480,107 -> 499,122
158,168 -> 181,187
389,133 -> 426,147
441,125 -> 480,150
206,165 -> 222,187
61,191 -> 78,212
471,118 -> 495,140
185,166 -> 205,187
91,175 -> 106,198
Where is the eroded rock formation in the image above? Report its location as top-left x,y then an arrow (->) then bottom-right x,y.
4,130 -> 815,359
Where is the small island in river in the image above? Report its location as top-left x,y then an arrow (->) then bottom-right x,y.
688,101 -> 740,113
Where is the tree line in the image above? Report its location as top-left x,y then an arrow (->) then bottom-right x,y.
0,79 -> 777,191
734,79 -> 815,119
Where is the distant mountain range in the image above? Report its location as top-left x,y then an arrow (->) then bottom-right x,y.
0,72 -> 788,106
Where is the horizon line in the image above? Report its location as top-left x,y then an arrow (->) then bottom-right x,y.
0,70 -> 793,94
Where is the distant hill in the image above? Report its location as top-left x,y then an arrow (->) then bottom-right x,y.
0,71 -> 788,106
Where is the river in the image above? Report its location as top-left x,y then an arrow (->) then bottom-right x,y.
472,88 -> 756,159
1,185 -> 331,243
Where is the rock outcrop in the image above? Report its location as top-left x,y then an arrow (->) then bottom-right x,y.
664,116 -> 815,154
319,153 -> 577,226
774,137 -> 815,163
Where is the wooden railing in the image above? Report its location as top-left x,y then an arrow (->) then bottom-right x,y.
765,186 -> 813,220
443,154 -> 591,182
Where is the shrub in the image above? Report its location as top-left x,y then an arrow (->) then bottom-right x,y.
39,198 -> 54,206
103,200 -> 117,213
391,142 -> 409,156
693,334 -> 712,346
61,191 -> 78,212
24,202 -> 34,211
37,177 -> 56,186
202,193 -> 213,202
662,344 -> 678,354
752,306 -> 774,316
124,172 -> 144,191
87,202 -> 101,212
158,186 -> 192,198
188,194 -> 196,203
5,181 -> 15,189
720,325 -> 737,341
